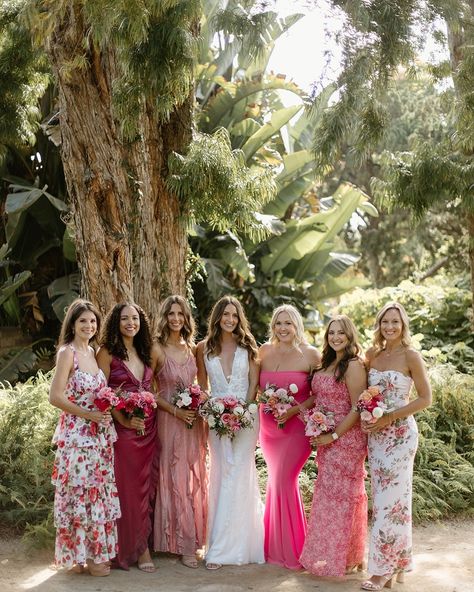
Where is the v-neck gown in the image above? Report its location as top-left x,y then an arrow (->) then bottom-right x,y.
108,356 -> 159,570
204,346 -> 265,565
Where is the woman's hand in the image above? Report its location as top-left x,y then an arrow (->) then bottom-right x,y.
87,410 -> 112,425
361,414 -> 393,434
277,406 -> 299,426
128,416 -> 146,431
310,433 -> 334,447
175,408 -> 197,426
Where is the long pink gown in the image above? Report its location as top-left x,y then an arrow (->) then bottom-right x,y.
300,373 -> 367,576
153,354 -> 208,555
108,356 -> 159,570
259,370 -> 312,569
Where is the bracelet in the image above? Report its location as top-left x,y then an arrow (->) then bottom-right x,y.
173,407 -> 177,417
351,405 -> 358,413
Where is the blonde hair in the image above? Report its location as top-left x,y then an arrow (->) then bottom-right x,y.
269,304 -> 306,348
373,301 -> 411,352
156,295 -> 195,348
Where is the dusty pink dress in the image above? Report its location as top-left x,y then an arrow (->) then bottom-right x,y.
259,370 -> 312,569
153,354 -> 208,555
108,357 -> 159,570
300,373 -> 367,576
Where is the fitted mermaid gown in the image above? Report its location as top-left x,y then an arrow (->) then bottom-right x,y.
204,346 -> 265,565
259,370 -> 312,569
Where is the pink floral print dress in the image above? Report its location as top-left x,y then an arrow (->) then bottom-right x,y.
51,346 -> 121,568
367,369 -> 418,576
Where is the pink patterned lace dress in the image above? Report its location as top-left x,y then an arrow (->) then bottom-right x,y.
259,370 -> 312,569
153,354 -> 208,555
300,373 -> 367,576
51,346 -> 120,568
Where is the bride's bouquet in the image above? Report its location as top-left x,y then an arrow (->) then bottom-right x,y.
172,383 -> 209,428
301,407 -> 336,437
199,396 -> 258,440
116,389 -> 157,435
257,382 -> 298,428
356,385 -> 387,423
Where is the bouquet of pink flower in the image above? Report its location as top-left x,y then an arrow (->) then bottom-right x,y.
199,396 -> 258,440
172,383 -> 209,428
89,386 -> 125,435
116,390 -> 157,435
356,385 -> 387,423
301,407 -> 336,437
257,382 -> 298,428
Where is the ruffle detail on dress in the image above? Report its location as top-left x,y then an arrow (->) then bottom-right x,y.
53,481 -> 121,528
52,445 -> 117,489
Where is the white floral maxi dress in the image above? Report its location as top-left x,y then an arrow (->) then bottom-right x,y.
51,346 -> 121,567
367,369 -> 419,576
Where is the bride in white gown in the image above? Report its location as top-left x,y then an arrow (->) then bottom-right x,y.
197,296 -> 265,569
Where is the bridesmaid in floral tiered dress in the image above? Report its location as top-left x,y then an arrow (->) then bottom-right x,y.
49,299 -> 120,577
97,303 -> 159,572
361,302 -> 431,591
259,305 -> 321,570
299,315 -> 368,577
153,295 -> 208,569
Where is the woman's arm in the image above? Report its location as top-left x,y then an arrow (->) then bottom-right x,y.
246,357 -> 260,401
363,349 -> 432,434
196,341 -> 208,390
49,348 -> 107,423
313,359 -> 367,446
96,346 -> 112,380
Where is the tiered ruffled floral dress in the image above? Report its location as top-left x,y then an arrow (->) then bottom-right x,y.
51,346 -> 121,568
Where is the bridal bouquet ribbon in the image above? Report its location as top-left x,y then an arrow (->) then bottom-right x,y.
199,396 -> 258,440
301,407 -> 336,438
356,385 -> 387,423
257,382 -> 298,428
172,383 -> 209,428
116,389 -> 157,435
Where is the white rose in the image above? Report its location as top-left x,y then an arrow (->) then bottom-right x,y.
234,406 -> 244,415
181,395 -> 192,407
214,402 -> 225,414
248,403 -> 258,415
207,416 -> 216,427
288,383 -> 298,394
265,388 -> 275,396
288,396 -> 295,403
372,406 -> 384,419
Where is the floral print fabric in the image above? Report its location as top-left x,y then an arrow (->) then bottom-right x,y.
51,346 -> 121,568
367,369 -> 418,575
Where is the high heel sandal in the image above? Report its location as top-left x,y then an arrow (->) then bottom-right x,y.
361,573 -> 396,590
397,572 -> 405,584
346,562 -> 365,574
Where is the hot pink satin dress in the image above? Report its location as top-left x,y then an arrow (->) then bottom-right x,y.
108,357 -> 159,570
259,370 -> 312,569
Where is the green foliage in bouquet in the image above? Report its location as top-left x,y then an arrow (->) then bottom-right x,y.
337,278 -> 474,374
0,371 -> 58,531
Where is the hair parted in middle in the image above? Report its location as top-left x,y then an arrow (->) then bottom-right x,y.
318,314 -> 362,382
100,302 -> 152,367
57,298 -> 101,349
204,295 -> 258,361
156,294 -> 195,348
269,304 -> 307,348
373,301 -> 412,353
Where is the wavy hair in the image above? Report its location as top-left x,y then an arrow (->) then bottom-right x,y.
58,299 -> 101,348
156,295 -> 195,347
269,304 -> 306,348
373,301 -> 411,353
204,295 -> 258,361
318,315 -> 362,382
100,302 -> 152,366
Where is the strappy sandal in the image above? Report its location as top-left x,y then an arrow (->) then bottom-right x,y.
138,561 -> 157,573
181,555 -> 198,569
87,561 -> 110,577
361,573 -> 396,590
206,562 -> 222,570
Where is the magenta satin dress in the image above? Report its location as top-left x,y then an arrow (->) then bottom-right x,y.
259,370 -> 312,569
300,373 -> 367,576
108,356 -> 159,570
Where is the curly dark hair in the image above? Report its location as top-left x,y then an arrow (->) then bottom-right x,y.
318,315 -> 362,382
100,302 -> 152,367
204,295 -> 258,361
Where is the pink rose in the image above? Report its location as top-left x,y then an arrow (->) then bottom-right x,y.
360,410 -> 373,422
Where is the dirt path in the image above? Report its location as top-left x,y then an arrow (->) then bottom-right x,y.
1,519 -> 473,592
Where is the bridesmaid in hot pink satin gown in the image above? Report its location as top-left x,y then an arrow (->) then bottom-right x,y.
259,305 -> 321,570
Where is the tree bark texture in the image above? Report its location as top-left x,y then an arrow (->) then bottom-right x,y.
48,5 -> 190,328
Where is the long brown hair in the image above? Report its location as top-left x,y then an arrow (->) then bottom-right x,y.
319,315 -> 362,382
204,296 -> 258,361
58,299 -> 101,348
100,302 -> 152,367
156,295 -> 195,347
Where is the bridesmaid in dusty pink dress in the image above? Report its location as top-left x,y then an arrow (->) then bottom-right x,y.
153,295 -> 208,569
298,315 -> 368,577
97,303 -> 159,572
259,305 -> 321,569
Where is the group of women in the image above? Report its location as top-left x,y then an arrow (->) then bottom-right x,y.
49,294 -> 431,590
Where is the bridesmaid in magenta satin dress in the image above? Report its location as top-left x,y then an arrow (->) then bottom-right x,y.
259,305 -> 321,569
97,303 -> 159,572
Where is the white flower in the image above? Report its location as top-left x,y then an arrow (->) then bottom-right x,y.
214,402 -> 225,414
372,406 -> 384,419
288,396 -> 295,403
275,388 -> 287,397
288,383 -> 298,394
234,406 -> 244,415
207,416 -> 216,427
265,388 -> 275,396
248,403 -> 258,415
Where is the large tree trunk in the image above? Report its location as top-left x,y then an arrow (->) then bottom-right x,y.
48,6 -> 190,327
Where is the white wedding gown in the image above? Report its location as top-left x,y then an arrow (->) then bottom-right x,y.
204,346 -> 265,565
